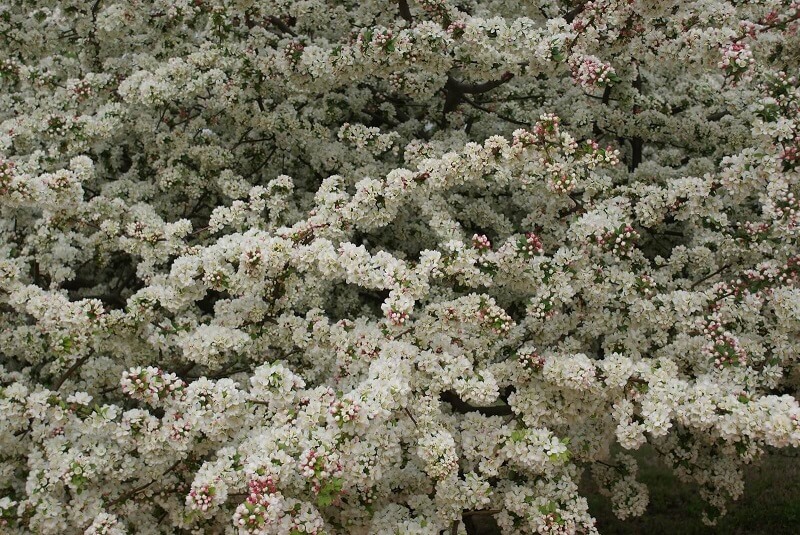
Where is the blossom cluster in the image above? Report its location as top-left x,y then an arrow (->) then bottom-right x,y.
1,0 -> 800,534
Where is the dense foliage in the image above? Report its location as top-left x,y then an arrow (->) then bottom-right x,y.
1,0 -> 800,533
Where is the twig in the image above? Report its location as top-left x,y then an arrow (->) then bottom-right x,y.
594,459 -> 623,472
404,407 -> 418,427
690,264 -> 731,289
461,96 -> 530,127
268,16 -> 297,37
108,460 -> 183,507
54,355 -> 91,391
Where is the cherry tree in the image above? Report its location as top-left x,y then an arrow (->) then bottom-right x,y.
1,0 -> 800,533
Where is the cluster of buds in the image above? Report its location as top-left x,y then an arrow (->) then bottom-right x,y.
594,224 -> 640,258
718,42 -> 754,80
418,431 -> 459,480
241,248 -> 263,276
517,232 -> 544,258
477,299 -> 514,334
329,397 -> 361,425
547,169 -> 578,194
446,20 -> 466,38
0,58 -> 19,81
384,307 -> 410,325
64,461 -> 90,493
580,139 -> 621,169
249,475 -> 278,497
418,0 -> 451,24
386,71 -> 407,94
773,189 -> 799,227
634,275 -> 656,296
532,113 -> 561,144
757,72 -> 797,125
232,487 -> 280,533
528,295 -> 556,320
284,40 -> 305,65
45,170 -> 74,192
68,79 -> 93,101
169,415 -> 193,441
471,233 -> 492,252
298,448 -> 343,494
709,257 -> 800,306
781,144 -> 799,171
763,71 -> 797,106
569,54 -> 619,88
202,269 -> 229,290
511,128 -> 539,149
518,348 -> 546,371
540,507 -> 568,533
736,221 -> 771,241
0,159 -> 15,194
383,291 -> 414,326
187,484 -> 217,512
355,27 -> 395,55
45,114 -> 74,137
700,319 -> 748,368
371,28 -> 394,52
126,220 -> 163,245
121,366 -> 186,405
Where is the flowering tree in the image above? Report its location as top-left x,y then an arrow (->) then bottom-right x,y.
1,0 -> 800,533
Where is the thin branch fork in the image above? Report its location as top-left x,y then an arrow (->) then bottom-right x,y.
461,96 -> 531,127
690,263 -> 731,289
108,459 -> 183,507
443,73 -> 515,116
446,72 -> 515,95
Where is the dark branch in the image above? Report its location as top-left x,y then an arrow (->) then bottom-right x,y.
446,72 -> 514,95
461,96 -> 530,126
629,74 -> 644,172
564,1 -> 590,24
398,0 -> 413,22
440,391 -> 513,416
53,355 -> 91,391
268,16 -> 297,37
443,73 -> 515,118
690,264 -> 731,289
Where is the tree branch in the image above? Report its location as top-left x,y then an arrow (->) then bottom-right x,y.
691,264 -> 731,289
53,355 -> 91,391
446,72 -> 514,95
564,1 -> 589,24
398,0 -> 413,22
440,391 -> 513,416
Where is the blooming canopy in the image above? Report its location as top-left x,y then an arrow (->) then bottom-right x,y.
1,0 -> 800,534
